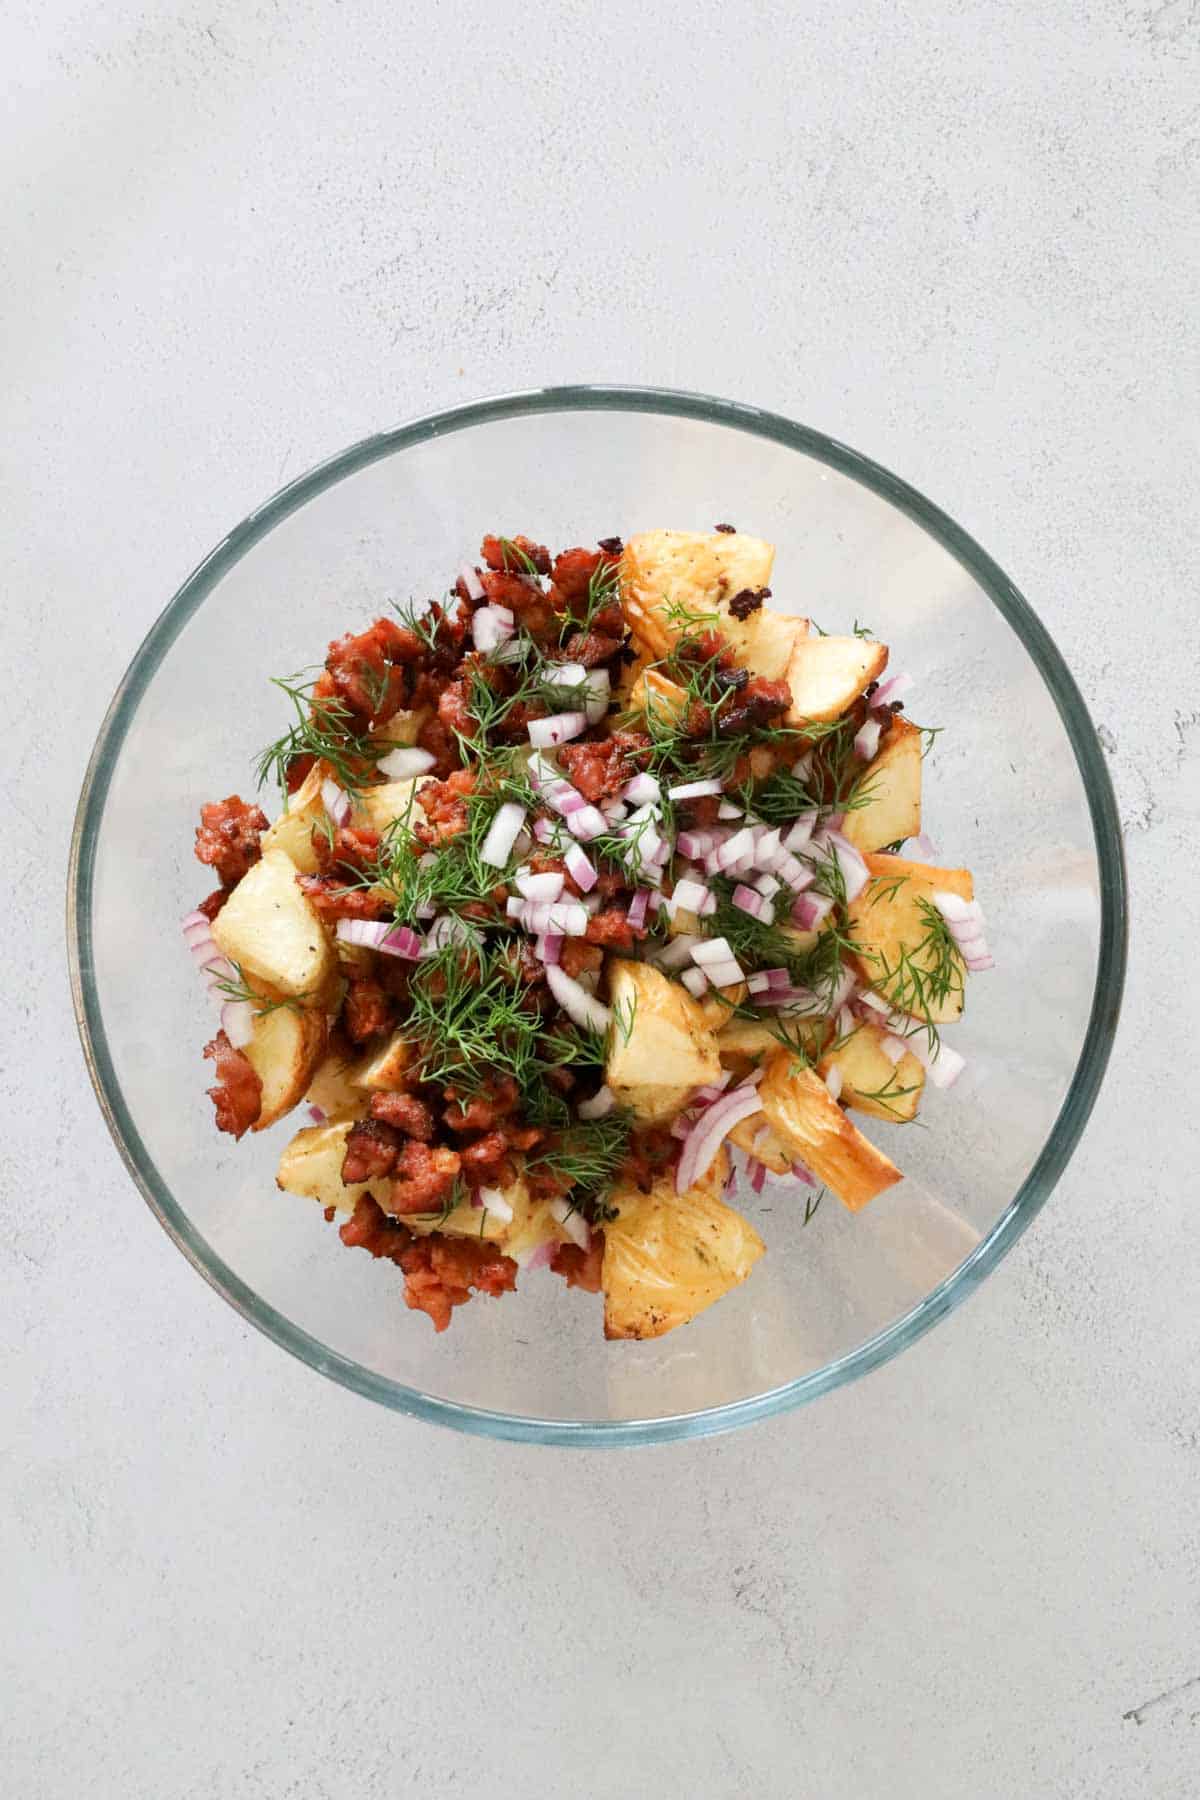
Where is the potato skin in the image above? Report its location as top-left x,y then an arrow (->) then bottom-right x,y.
758,1053 -> 901,1211
244,1000 -> 329,1131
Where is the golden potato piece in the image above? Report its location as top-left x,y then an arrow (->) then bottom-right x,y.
371,708 -> 427,749
260,764 -> 325,875
727,1114 -> 793,1174
602,1168 -> 764,1339
276,1114 -> 383,1215
629,666 -> 688,726
305,1041 -> 362,1117
846,853 -> 973,1025
785,634 -> 888,725
243,1000 -> 329,1131
354,775 -> 430,834
349,1029 -> 416,1091
212,848 -> 336,1002
717,1015 -> 828,1068
841,718 -> 923,854
817,1022 -> 925,1124
605,960 -> 721,1123
620,529 -> 804,677
759,1053 -> 901,1211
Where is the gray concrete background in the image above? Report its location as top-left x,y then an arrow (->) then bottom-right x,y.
4,2 -> 1198,1794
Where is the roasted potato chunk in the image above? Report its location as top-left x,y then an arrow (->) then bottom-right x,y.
727,1114 -> 793,1174
354,775 -> 430,834
260,764 -> 325,875
817,1022 -> 925,1124
605,960 -> 721,1122
784,634 -> 888,725
305,1041 -> 363,1117
620,529 -> 804,677
243,999 -> 329,1131
841,717 -> 923,854
846,853 -> 973,1025
276,1114 -> 383,1215
759,1053 -> 901,1211
629,666 -> 688,725
211,848 -> 336,1002
349,1029 -> 415,1091
602,1163 -> 763,1339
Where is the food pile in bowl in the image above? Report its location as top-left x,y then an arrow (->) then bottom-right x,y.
181,527 -> 992,1338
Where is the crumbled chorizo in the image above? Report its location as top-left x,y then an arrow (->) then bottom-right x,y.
442,1079 -> 520,1134
415,714 -> 460,777
458,1131 -> 512,1185
396,1233 -> 518,1332
339,1193 -> 413,1260
714,674 -> 792,737
481,569 -> 555,639
341,1118 -> 403,1184
312,824 -> 381,877
196,887 -> 227,923
622,1126 -> 677,1192
552,1235 -> 605,1293
560,939 -> 604,980
387,1141 -> 462,1215
325,618 -> 421,725
556,737 -> 638,803
298,875 -> 390,924
414,769 -> 475,847
585,906 -> 637,949
194,795 -> 269,888
203,1030 -> 262,1139
559,629 -> 624,669
343,977 -> 395,1044
480,533 -> 551,575
369,1091 -> 435,1140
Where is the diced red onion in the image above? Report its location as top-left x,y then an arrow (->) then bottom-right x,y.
626,888 -> 650,930
675,1084 -> 765,1192
477,1185 -> 514,1224
533,932 -> 563,965
782,813 -> 817,852
909,832 -> 939,861
824,1065 -> 843,1101
904,1033 -> 966,1090
582,670 -> 611,724
711,827 -> 755,871
546,963 -> 611,1033
579,890 -> 603,916
550,1198 -> 591,1251
690,936 -> 734,967
676,830 -> 713,860
457,563 -> 485,601
965,953 -> 995,971
668,777 -> 724,800
748,1158 -> 768,1194
692,1074 -> 733,1105
681,968 -> 709,999
542,661 -> 587,688
320,779 -> 351,828
755,873 -> 782,900
622,772 -> 662,807
505,896 -> 526,919
828,964 -> 858,1014
425,914 -> 480,953
515,870 -> 564,903
577,1084 -> 616,1121
562,842 -> 597,893
837,1005 -> 855,1039
600,797 -> 628,823
717,800 -> 743,820
377,746 -> 435,781
517,1239 -> 557,1272
792,891 -> 833,931
522,900 -> 589,936
334,919 -> 424,960
732,883 -> 773,923
307,1104 -> 326,1123
532,817 -> 561,846
672,877 -> 714,916
528,711 -> 588,749
654,935 -> 699,971
220,999 -> 255,1048
774,851 -> 813,892
705,959 -> 746,989
880,1033 -> 908,1064
480,800 -> 527,867
791,1160 -> 816,1187
567,804 -> 608,841
746,968 -> 791,995
871,672 -> 912,709
853,718 -> 882,761
670,1112 -> 695,1139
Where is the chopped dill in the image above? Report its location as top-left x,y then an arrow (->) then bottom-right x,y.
254,672 -> 386,803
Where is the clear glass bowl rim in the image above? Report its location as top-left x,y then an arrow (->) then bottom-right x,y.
67,383 -> 1128,1447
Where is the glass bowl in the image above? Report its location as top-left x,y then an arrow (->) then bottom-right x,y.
68,386 -> 1126,1446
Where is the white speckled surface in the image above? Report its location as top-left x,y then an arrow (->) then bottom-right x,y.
3,2 -> 1198,1793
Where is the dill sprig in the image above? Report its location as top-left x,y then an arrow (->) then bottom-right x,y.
255,672 -> 388,803
849,893 -> 965,1048
211,963 -> 306,1017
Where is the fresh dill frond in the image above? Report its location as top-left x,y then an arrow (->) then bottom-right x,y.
849,894 -> 964,1048
254,672 -> 387,803
211,963 -> 306,1017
